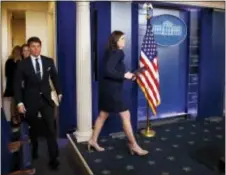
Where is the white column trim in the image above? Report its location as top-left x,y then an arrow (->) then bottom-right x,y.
73,1 -> 92,143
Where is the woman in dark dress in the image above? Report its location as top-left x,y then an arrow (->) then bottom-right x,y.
88,31 -> 148,156
3,45 -> 22,122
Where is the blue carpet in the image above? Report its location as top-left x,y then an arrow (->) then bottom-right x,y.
74,118 -> 225,175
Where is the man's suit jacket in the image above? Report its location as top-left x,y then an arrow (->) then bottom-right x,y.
14,56 -> 61,110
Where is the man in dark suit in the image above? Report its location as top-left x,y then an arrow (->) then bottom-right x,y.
14,37 -> 62,170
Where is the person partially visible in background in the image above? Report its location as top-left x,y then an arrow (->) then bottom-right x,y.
3,45 -> 22,124
21,44 -> 30,59
20,44 -> 30,107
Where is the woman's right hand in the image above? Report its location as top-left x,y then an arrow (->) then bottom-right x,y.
124,72 -> 135,80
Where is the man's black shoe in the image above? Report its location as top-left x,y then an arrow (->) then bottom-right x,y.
48,159 -> 60,170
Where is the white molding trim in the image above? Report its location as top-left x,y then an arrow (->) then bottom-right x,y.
66,134 -> 94,175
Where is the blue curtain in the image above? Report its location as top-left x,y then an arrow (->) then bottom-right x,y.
56,1 -> 77,137
198,9 -> 225,118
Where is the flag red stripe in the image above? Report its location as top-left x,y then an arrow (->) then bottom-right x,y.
140,57 -> 160,102
139,70 -> 158,105
137,76 -> 156,115
141,52 -> 159,80
140,56 -> 160,90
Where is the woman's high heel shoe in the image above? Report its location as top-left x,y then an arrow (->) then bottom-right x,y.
128,144 -> 149,156
87,141 -> 105,152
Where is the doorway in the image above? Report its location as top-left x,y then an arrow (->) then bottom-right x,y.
11,11 -> 26,47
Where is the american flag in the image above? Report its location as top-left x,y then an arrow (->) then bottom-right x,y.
136,18 -> 160,115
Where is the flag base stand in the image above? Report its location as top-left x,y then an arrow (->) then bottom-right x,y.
140,125 -> 156,137
140,100 -> 156,138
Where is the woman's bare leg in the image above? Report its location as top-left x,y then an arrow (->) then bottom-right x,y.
88,111 -> 109,151
120,110 -> 148,155
119,110 -> 137,145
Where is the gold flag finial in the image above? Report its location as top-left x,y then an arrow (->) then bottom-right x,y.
143,3 -> 153,20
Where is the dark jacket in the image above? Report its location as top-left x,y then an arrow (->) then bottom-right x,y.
98,49 -> 128,113
14,56 -> 61,109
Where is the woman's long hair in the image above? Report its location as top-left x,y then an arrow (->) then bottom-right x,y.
21,43 -> 29,59
106,30 -> 124,51
8,45 -> 21,60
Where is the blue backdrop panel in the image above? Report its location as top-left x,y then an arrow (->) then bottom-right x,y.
138,6 -> 188,120
56,2 -> 76,137
198,9 -> 225,118
90,2 -> 112,135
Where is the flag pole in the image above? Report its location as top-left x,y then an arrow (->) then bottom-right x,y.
140,2 -> 156,138
140,93 -> 156,137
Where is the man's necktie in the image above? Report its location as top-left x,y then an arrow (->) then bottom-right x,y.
35,58 -> 41,80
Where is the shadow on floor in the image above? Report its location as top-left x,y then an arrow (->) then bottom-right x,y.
33,139 -> 75,175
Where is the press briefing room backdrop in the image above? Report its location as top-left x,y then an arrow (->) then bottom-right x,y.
56,1 -> 225,137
